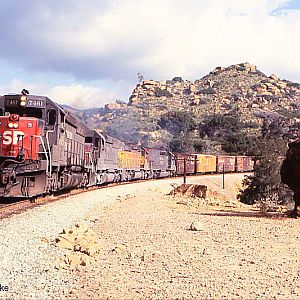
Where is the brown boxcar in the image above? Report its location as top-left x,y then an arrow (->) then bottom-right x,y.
175,153 -> 197,175
217,155 -> 236,173
236,156 -> 254,172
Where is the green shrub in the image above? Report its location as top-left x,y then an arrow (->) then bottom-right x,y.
238,139 -> 291,207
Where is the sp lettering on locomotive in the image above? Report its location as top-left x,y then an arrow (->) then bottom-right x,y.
2,130 -> 25,145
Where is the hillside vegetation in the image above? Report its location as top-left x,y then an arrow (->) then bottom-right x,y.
69,62 -> 300,154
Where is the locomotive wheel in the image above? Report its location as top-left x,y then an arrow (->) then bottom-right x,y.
116,174 -> 122,182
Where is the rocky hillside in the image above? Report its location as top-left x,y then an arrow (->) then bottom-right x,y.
71,63 -> 300,154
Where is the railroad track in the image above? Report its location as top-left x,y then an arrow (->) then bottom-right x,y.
0,172 -> 252,219
0,177 -> 166,218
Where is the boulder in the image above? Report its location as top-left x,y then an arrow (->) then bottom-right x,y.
56,223 -> 101,256
55,252 -> 89,269
198,87 -> 216,95
143,80 -> 158,86
56,237 -> 74,250
240,62 -> 257,73
190,221 -> 204,231
152,251 -> 162,259
112,244 -> 127,254
189,84 -> 197,93
169,184 -> 207,199
270,74 -> 279,81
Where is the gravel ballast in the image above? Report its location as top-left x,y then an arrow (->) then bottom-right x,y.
0,174 -> 300,299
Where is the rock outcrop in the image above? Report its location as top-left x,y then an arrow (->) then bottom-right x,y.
68,63 -> 300,150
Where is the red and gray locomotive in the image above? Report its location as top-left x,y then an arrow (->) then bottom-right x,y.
0,93 -> 176,197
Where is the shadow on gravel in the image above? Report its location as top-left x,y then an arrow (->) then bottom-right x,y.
192,210 -> 290,219
0,197 -> 25,205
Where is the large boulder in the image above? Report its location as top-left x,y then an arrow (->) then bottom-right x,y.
169,184 -> 207,198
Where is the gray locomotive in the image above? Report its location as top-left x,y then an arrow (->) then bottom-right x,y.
0,94 -> 175,198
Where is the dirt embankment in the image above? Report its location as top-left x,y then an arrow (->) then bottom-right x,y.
53,174 -> 300,299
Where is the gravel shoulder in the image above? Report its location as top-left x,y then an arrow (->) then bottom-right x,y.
1,174 -> 300,299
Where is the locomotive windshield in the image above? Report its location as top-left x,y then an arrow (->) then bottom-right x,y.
2,94 -> 47,119
5,106 -> 43,119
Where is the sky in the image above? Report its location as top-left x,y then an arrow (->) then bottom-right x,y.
0,0 -> 299,109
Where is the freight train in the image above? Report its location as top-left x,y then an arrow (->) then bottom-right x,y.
0,93 -> 254,198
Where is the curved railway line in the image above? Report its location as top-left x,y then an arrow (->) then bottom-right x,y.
0,172 -> 252,219
0,175 -> 177,218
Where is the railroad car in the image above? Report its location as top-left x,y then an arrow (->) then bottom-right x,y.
195,154 -> 217,174
0,93 -> 255,199
118,144 -> 144,181
235,156 -> 254,172
216,155 -> 236,173
175,153 -> 197,175
145,148 -> 176,178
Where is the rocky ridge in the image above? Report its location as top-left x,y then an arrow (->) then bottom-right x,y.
72,63 -> 300,151
130,63 -> 299,115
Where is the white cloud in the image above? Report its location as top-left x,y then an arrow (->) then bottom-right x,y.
0,80 -> 123,109
47,84 -> 118,108
0,0 -> 299,107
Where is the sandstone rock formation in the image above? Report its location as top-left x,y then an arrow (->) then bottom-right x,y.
55,223 -> 101,269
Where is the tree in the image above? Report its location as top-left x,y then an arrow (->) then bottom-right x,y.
137,73 -> 144,83
159,111 -> 197,153
198,113 -> 258,154
238,139 -> 292,209
261,114 -> 286,138
158,111 -> 197,135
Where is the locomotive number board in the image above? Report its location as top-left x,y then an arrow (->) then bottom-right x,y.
4,98 -> 20,106
4,96 -> 46,108
26,99 -> 45,107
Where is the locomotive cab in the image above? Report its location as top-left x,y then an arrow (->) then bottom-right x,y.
0,94 -> 60,197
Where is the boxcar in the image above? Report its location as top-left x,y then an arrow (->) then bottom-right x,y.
217,155 -> 236,173
175,153 -> 196,175
195,154 -> 217,173
236,156 -> 254,172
